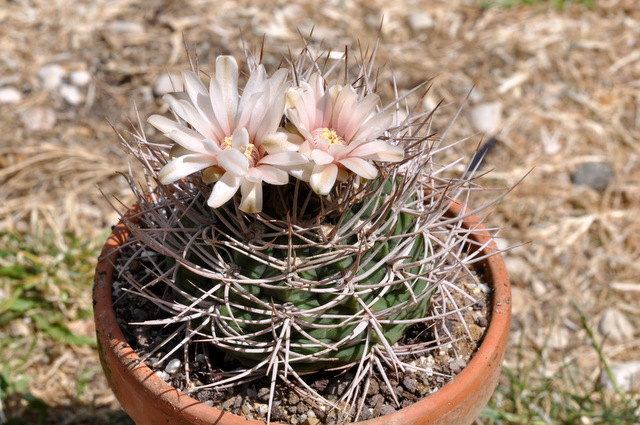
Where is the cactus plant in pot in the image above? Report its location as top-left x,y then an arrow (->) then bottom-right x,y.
93,43 -> 512,425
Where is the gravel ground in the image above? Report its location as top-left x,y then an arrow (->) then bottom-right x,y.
1,0 -> 639,423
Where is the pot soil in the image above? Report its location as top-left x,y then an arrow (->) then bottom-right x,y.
94,200 -> 511,425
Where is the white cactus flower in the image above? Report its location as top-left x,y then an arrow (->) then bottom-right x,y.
149,56 -> 306,213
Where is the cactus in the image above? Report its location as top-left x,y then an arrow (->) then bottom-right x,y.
113,43 -> 504,422
169,177 -> 428,371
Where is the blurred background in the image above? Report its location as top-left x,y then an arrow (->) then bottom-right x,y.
1,0 -> 639,423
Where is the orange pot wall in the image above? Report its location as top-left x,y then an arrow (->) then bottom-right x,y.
94,201 -> 510,425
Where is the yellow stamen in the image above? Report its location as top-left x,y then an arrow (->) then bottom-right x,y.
321,128 -> 343,147
244,143 -> 255,159
224,136 -> 233,149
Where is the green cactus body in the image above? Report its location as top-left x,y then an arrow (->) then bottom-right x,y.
171,179 -> 431,371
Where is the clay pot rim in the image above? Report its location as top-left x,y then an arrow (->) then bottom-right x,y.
94,199 -> 511,425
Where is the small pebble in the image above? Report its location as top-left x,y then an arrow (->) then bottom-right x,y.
288,392 -> 299,405
165,358 -> 181,374
475,316 -> 488,328
601,361 -> 640,393
37,63 -> 65,90
546,327 -> 569,350
257,404 -> 269,416
454,357 -> 467,368
20,107 -> 57,131
572,162 -> 614,191
106,20 -> 145,36
470,102 -> 502,134
379,405 -> 396,416
70,70 -> 92,87
542,132 -> 562,155
402,375 -> 418,393
257,387 -> 270,401
504,256 -> 530,284
155,370 -> 170,381
304,417 -> 319,425
0,87 -> 22,104
245,385 -> 257,398
408,12 -> 434,32
60,84 -> 83,105
599,308 -> 634,344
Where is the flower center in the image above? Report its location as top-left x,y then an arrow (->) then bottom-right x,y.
223,136 -> 259,165
318,128 -> 344,147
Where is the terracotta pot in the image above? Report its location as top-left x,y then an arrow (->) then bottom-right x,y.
93,200 -> 511,425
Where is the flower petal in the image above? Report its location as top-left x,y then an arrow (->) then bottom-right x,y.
338,157 -> 378,180
348,141 -> 404,162
216,56 -> 239,128
230,127 -> 249,152
310,149 -> 335,166
238,65 -> 267,113
208,56 -> 239,136
259,151 -> 308,167
351,111 -> 393,143
182,70 -> 225,139
342,93 -> 380,143
333,86 -> 359,134
218,148 -> 249,176
255,164 -> 289,185
163,95 -> 219,140
261,131 -> 303,154
158,154 -> 214,185
208,172 -> 241,208
201,138 -> 223,155
239,180 -> 262,213
310,163 -> 338,195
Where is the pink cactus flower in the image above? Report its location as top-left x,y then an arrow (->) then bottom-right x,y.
283,74 -> 404,195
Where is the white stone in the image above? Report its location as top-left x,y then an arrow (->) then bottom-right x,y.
601,361 -> 640,393
599,308 -> 634,344
37,63 -> 66,90
504,256 -> 530,284
20,107 -> 57,131
408,12 -> 435,32
257,404 -> 269,416
70,70 -> 91,87
153,72 -> 183,96
542,132 -> 562,155
0,87 -> 22,104
60,84 -> 83,106
546,327 -> 569,350
106,20 -> 145,36
470,102 -> 502,134
165,358 -> 181,374
155,370 -> 170,381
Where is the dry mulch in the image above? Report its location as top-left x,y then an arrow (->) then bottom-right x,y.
1,0 -> 639,423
